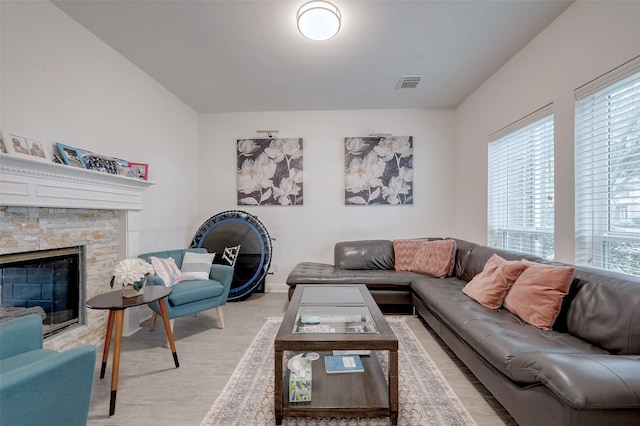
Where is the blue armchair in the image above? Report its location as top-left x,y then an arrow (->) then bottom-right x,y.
138,248 -> 233,333
0,315 -> 96,426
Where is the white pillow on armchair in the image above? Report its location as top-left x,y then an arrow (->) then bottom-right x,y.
180,251 -> 215,281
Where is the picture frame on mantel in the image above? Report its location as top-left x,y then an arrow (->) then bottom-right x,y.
0,130 -> 7,154
56,142 -> 87,168
128,162 -> 149,180
3,130 -> 51,162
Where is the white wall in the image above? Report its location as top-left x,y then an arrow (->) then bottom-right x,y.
454,1 -> 640,263
199,109 -> 456,290
1,1 -> 200,252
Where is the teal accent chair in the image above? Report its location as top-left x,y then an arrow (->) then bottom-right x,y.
0,315 -> 96,426
138,248 -> 233,333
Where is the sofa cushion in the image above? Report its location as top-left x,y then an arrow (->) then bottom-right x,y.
565,266 -> 640,355
530,353 -> 640,409
286,262 -> 420,289
180,251 -> 215,281
409,239 -> 456,278
460,245 -> 543,282
167,280 -> 225,306
450,239 -> 477,279
411,277 -> 608,384
462,254 -> 526,309
503,261 -> 574,330
334,240 -> 394,270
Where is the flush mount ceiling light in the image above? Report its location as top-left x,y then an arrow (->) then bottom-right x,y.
297,1 -> 341,41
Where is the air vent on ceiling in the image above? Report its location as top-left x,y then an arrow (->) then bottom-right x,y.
395,76 -> 422,90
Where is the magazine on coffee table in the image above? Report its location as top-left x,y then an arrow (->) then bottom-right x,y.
324,355 -> 364,374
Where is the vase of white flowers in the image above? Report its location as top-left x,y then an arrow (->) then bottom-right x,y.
110,258 -> 155,295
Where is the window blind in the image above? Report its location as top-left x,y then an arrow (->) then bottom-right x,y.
575,56 -> 640,277
488,105 -> 555,259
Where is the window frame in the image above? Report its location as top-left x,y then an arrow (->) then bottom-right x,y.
575,55 -> 640,277
487,104 -> 555,259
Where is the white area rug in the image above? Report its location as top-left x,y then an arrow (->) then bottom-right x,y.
200,317 -> 476,426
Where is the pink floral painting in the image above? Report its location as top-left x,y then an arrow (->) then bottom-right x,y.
237,138 -> 304,206
345,136 -> 413,205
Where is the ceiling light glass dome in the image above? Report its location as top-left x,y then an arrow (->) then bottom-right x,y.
297,1 -> 341,41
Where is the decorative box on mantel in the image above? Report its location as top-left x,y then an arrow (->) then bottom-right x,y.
0,154 -> 153,210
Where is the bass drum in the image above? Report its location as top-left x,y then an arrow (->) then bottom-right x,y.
191,210 -> 272,301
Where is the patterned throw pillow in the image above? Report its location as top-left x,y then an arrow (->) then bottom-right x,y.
181,251 -> 215,281
149,256 -> 182,287
409,239 -> 457,278
393,239 -> 427,271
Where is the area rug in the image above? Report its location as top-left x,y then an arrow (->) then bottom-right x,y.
200,317 -> 476,426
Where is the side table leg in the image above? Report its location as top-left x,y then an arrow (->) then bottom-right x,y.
109,310 -> 125,416
274,350 -> 283,425
100,310 -> 115,379
389,350 -> 399,426
158,298 -> 179,368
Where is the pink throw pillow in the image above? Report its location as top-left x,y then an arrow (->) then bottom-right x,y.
149,256 -> 182,287
393,239 -> 427,271
462,254 -> 526,309
409,239 -> 457,278
503,260 -> 574,330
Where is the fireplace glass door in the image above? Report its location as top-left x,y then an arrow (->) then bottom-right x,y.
0,247 -> 81,336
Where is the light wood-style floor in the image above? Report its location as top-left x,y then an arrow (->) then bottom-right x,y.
86,292 -> 516,425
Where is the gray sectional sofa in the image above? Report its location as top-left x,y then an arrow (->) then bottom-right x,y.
286,238 -> 640,426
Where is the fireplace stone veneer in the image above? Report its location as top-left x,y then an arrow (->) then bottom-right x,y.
0,207 -> 120,351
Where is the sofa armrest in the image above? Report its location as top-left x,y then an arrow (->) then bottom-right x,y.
0,315 -> 43,360
532,353 -> 640,409
210,264 -> 234,294
145,274 -> 166,287
334,240 -> 394,270
0,344 -> 96,425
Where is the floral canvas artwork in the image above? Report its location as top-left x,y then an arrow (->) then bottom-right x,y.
237,138 -> 304,206
345,136 -> 413,205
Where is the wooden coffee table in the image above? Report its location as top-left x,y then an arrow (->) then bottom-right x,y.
274,284 -> 398,425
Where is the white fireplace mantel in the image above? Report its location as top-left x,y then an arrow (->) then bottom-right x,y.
0,154 -> 153,210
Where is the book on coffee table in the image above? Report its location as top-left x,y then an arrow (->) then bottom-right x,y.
324,355 -> 364,374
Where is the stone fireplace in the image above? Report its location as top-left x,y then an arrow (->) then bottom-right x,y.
0,154 -> 153,351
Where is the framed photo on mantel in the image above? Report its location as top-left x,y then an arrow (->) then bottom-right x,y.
56,142 -> 87,168
128,162 -> 149,180
3,130 -> 50,162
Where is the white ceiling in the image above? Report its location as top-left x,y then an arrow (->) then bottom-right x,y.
52,0 -> 573,113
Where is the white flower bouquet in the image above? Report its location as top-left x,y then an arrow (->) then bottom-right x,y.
110,258 -> 155,291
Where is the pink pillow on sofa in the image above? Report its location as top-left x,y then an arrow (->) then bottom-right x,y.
149,256 -> 182,287
503,260 -> 574,330
409,239 -> 457,278
462,254 -> 526,309
393,239 -> 427,271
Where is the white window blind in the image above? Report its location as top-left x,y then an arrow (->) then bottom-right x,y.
488,105 -> 555,259
575,56 -> 640,277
